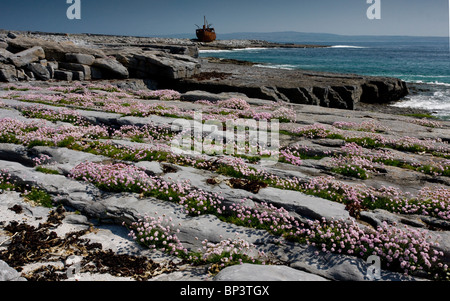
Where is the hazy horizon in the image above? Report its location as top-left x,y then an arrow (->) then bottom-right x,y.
2,29 -> 447,40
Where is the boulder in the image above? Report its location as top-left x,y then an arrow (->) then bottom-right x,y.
143,44 -> 199,58
59,62 -> 91,80
7,37 -> 106,62
361,79 -> 409,104
180,90 -> 230,102
90,66 -> 104,80
71,70 -> 85,81
7,32 -> 18,39
213,264 -> 328,281
16,69 -> 27,81
65,53 -> 96,65
27,62 -> 51,81
47,60 -> 58,70
92,58 -> 129,79
116,49 -> 200,80
24,69 -> 35,80
46,61 -> 58,79
0,63 -> 17,82
8,46 -> 45,68
0,48 -> 12,63
54,70 -> 73,81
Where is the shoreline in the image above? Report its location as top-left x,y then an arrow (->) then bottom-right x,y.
0,29 -> 330,50
203,57 -> 445,118
0,29 -> 434,114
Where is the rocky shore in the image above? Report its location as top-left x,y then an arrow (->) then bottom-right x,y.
0,30 -> 449,282
0,30 -> 409,110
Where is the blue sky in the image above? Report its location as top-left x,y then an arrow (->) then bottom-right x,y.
0,0 -> 448,37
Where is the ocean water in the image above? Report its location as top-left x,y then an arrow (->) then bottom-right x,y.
199,36 -> 450,119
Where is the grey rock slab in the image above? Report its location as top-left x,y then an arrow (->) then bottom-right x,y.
421,216 -> 450,231
8,46 -> 45,68
71,71 -> 85,81
29,146 -> 110,173
7,32 -> 18,39
26,62 -> 51,81
65,53 -> 96,66
63,213 -> 91,226
180,90 -> 273,106
92,58 -> 129,79
360,209 -> 427,229
159,165 -> 257,207
0,260 -> 26,281
0,191 -> 50,224
180,90 -> 232,102
176,214 -> 278,252
86,193 -> 277,251
117,115 -> 178,128
0,48 -> 12,63
0,159 -> 100,203
0,98 -> 122,127
0,143 -> 34,166
213,263 -> 328,281
80,223 -> 147,256
7,36 -> 106,62
161,164 -> 351,222
87,192 -> 185,226
261,162 -> 315,181
177,60 -> 408,108
0,101 -> 75,125
0,63 -> 17,82
54,70 -> 73,81
117,49 -> 200,80
150,266 -> 209,281
279,244 -> 419,281
430,231 -> 450,264
257,187 -> 351,222
73,109 -> 122,127
134,161 -> 164,176
90,66 -> 104,80
59,62 -> 92,80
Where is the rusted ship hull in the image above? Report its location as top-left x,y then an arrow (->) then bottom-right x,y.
196,29 -> 216,42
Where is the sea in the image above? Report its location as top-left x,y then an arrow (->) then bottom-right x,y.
198,34 -> 450,120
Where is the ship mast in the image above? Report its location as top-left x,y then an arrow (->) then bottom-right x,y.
204,16 -> 210,29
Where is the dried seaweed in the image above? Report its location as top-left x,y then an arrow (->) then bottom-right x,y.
227,178 -> 268,194
0,207 -> 179,281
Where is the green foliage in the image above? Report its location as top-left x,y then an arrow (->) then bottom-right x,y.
25,188 -> 53,208
402,113 -> 438,119
35,166 -> 60,175
332,165 -> 369,180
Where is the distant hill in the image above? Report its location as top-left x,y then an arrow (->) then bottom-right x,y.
153,31 -> 447,45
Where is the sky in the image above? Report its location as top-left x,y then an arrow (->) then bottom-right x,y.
0,0 -> 448,38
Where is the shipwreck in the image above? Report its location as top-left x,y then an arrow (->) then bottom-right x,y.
196,16 -> 216,42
